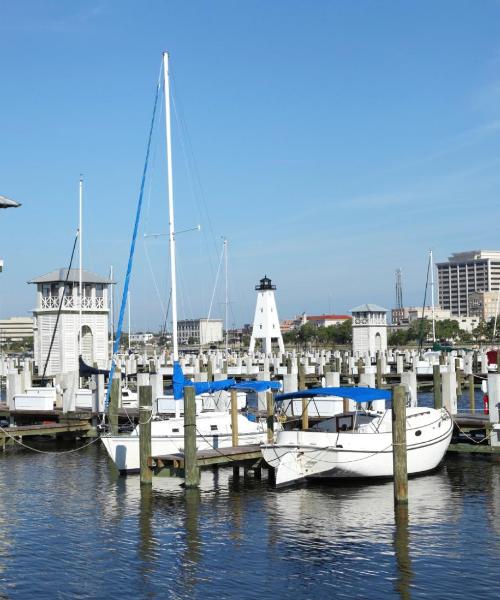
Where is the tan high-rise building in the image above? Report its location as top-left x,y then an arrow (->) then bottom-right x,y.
436,250 -> 500,316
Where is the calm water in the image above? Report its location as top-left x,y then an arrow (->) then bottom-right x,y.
0,389 -> 498,599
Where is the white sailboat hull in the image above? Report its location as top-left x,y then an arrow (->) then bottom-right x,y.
261,408 -> 453,487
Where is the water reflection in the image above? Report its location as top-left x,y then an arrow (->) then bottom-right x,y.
393,504 -> 413,600
0,444 -> 499,599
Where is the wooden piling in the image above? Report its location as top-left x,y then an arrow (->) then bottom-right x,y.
456,359 -> 462,397
357,357 -> 365,375
299,363 -> 308,430
392,385 -> 408,505
109,376 -> 120,436
376,356 -> 383,388
230,389 -> 238,447
231,388 -> 239,478
139,385 -> 152,486
266,391 -> 274,443
184,386 -> 200,488
468,374 -> 475,413
433,365 -> 442,410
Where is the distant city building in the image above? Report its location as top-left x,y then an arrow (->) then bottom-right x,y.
177,319 -> 223,346
30,268 -> 111,376
351,304 -> 388,354
0,317 -> 34,342
129,332 -> 155,344
468,290 -> 500,322
394,306 -> 453,324
249,276 -> 285,354
436,250 -> 500,316
391,305 -> 481,334
305,314 -> 351,328
280,313 -> 351,332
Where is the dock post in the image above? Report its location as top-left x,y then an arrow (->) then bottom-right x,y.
230,389 -> 239,478
392,385 -> 408,506
376,355 -> 383,388
266,391 -> 274,443
230,389 -> 238,446
139,385 -> 152,486
109,375 -> 120,436
184,385 -> 200,489
299,363 -> 308,430
456,359 -> 462,397
468,374 -> 475,413
433,365 -> 442,410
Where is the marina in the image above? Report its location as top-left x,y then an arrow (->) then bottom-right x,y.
2,3 -> 500,598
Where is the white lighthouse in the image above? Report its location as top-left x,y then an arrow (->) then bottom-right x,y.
351,303 -> 388,355
249,275 -> 285,355
30,268 -> 112,376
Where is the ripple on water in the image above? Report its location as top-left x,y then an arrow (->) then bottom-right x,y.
0,442 -> 499,598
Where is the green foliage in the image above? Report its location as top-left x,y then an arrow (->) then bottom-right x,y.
283,320 -> 352,348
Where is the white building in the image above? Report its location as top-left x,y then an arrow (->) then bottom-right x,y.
30,268 -> 111,376
351,304 -> 388,354
129,332 -> 155,344
0,317 -> 34,342
436,250 -> 500,316
177,319 -> 223,346
249,276 -> 285,355
305,314 -> 351,328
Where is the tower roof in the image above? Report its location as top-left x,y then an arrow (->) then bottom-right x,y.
29,268 -> 113,285
350,303 -> 387,313
255,275 -> 276,291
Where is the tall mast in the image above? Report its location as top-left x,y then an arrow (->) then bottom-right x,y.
78,176 -> 83,357
430,249 -> 436,343
109,265 -> 114,356
163,52 -> 178,362
127,290 -> 131,350
224,238 -> 228,354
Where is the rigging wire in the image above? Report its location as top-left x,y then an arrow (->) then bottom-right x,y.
41,231 -> 79,384
104,63 -> 162,410
418,254 -> 432,351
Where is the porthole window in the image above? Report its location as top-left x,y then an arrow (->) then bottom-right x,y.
415,430 -> 422,437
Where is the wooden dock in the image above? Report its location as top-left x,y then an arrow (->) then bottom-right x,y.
0,419 -> 92,448
148,444 -> 265,477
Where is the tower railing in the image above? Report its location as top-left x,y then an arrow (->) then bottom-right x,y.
39,295 -> 106,311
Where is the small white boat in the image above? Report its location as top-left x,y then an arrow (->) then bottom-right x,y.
121,387 -> 138,408
102,411 -> 269,473
261,387 -> 453,487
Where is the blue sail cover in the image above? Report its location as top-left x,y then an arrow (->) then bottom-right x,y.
172,361 -> 281,399
275,386 -> 392,403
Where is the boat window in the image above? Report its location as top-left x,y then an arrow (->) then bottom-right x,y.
210,425 -> 218,431
172,428 -> 179,433
415,430 -> 422,436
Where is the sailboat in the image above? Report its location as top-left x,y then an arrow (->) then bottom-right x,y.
261,387 -> 453,487
101,52 -> 280,473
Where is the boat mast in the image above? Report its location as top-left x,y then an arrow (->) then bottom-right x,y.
430,249 -> 436,343
109,264 -> 114,356
224,238 -> 228,354
127,290 -> 131,350
78,176 -> 83,358
163,52 -> 179,362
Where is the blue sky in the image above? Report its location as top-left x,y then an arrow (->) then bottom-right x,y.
2,1 -> 500,330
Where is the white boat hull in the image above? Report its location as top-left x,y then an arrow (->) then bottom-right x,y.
261,408 -> 453,487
